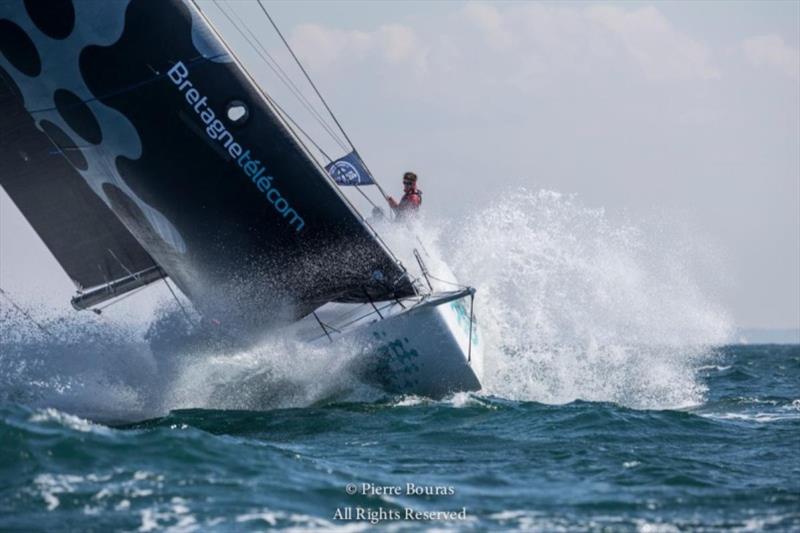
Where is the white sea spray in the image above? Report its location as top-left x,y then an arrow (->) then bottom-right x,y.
0,189 -> 733,417
435,189 -> 733,408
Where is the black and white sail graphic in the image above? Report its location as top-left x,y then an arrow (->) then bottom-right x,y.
0,0 -> 415,327
0,67 -> 159,290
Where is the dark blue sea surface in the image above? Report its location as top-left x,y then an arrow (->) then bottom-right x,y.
0,344 -> 798,531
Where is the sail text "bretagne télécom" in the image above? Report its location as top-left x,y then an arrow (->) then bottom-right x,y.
168,61 -> 304,232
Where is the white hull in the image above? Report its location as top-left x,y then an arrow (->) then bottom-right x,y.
293,290 -> 484,397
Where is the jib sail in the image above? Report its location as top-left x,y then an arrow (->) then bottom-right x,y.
0,0 -> 414,326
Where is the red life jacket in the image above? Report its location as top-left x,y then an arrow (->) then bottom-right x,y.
398,189 -> 422,212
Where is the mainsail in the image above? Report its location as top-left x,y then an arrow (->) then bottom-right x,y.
0,67 -> 160,291
0,0 -> 415,326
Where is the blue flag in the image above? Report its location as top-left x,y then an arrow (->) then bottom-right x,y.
325,151 -> 374,186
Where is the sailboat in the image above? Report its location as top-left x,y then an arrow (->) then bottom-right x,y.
0,0 -> 483,397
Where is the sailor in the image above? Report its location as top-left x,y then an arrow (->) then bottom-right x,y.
387,172 -> 422,219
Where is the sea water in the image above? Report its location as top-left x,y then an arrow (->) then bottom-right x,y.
1,191 -> 797,530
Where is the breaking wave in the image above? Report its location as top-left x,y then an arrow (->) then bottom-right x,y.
0,189 -> 732,420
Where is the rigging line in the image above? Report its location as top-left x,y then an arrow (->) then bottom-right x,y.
219,0 -> 343,148
265,81 -> 380,209
265,92 -> 384,209
212,0 -> 348,153
162,278 -> 194,327
312,311 -> 333,343
216,3 -> 346,152
423,269 -> 471,291
257,2 -> 353,150
351,180 -> 381,210
192,0 -> 406,272
362,288 -> 384,319
333,300 -> 397,331
264,91 -> 381,211
262,90 -> 333,162
107,249 -> 137,280
225,3 -> 349,152
0,287 -> 53,338
257,1 -> 393,202
413,249 -> 434,292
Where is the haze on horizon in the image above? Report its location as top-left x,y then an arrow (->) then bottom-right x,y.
1,0 -> 798,332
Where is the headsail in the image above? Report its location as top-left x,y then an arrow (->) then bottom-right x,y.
0,0 -> 415,326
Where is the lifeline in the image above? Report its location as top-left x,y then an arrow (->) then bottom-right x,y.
167,61 -> 304,232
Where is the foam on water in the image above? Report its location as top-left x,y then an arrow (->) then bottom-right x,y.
0,303 -> 382,421
0,189 -> 732,419
159,330 -> 383,413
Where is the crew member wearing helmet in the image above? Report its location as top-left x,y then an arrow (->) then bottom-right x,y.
387,172 -> 422,219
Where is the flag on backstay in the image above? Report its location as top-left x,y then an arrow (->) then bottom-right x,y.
325,151 -> 374,186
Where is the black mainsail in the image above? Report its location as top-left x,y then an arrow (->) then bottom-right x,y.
0,0 -> 415,327
0,67 -> 161,291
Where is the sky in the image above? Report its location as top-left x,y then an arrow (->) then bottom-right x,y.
1,1 -> 798,330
